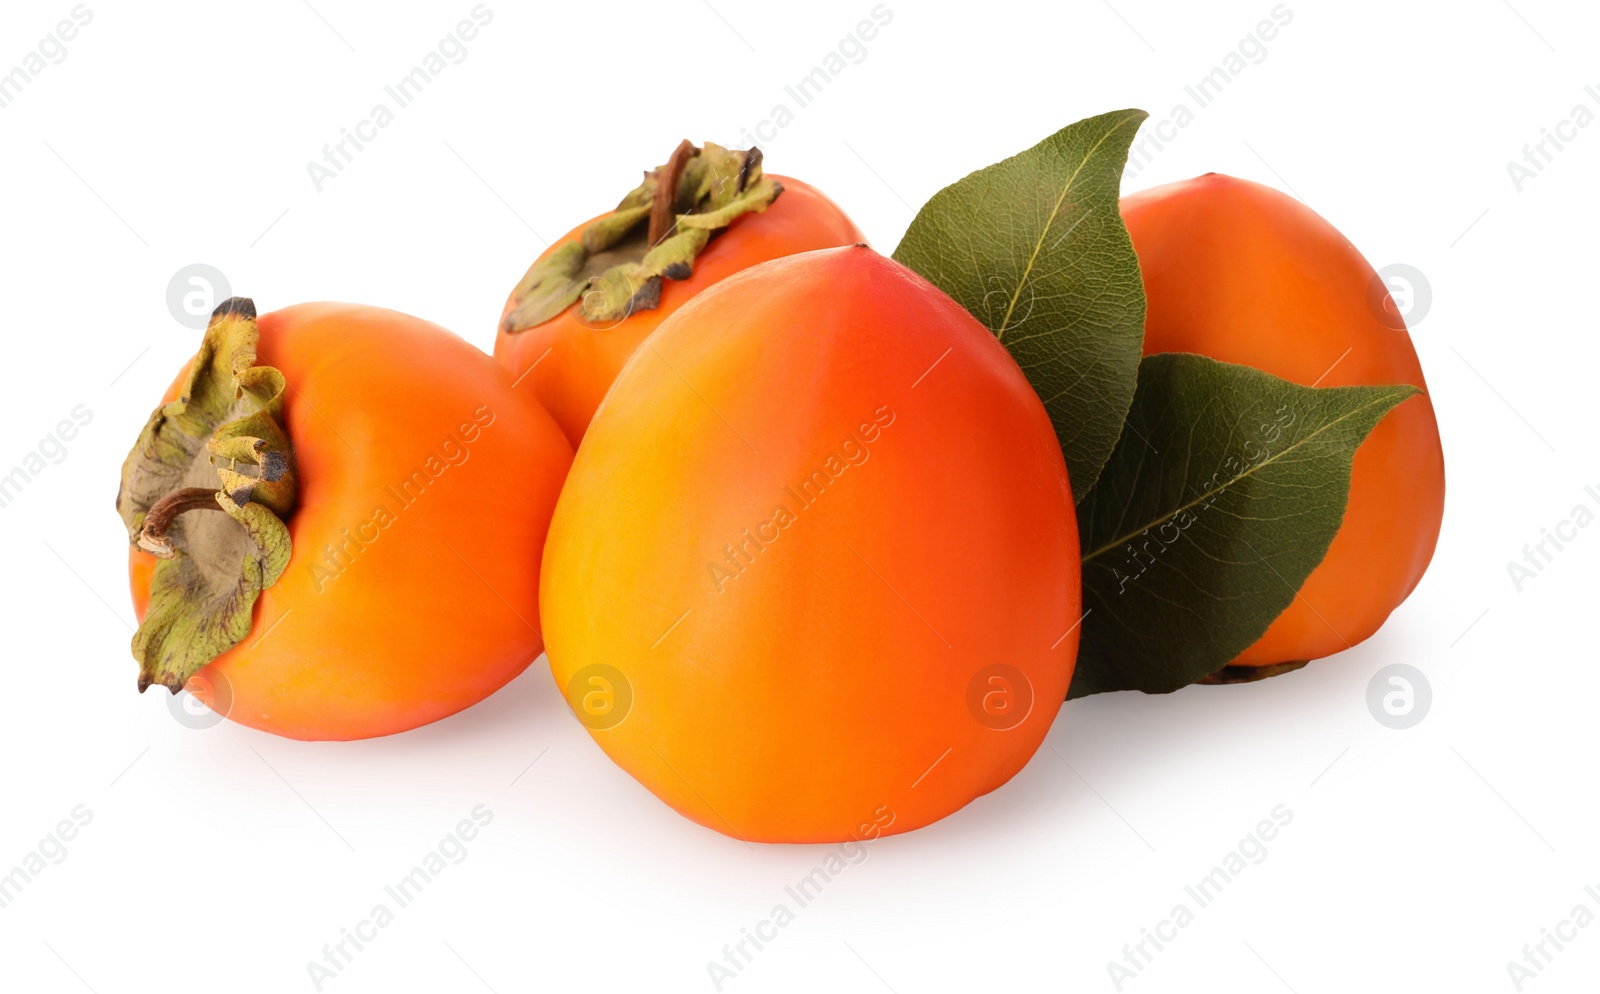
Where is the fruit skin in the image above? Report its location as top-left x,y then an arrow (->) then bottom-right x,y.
494,176 -> 864,448
129,303 -> 572,740
541,246 -> 1079,843
1120,174 -> 1445,668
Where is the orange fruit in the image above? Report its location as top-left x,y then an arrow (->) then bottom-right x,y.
1121,174 -> 1445,667
494,143 -> 863,449
126,301 -> 571,740
540,246 -> 1080,842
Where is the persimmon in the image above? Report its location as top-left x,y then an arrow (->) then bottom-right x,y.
1120,174 -> 1445,671
540,245 -> 1079,843
119,298 -> 571,741
494,140 -> 864,448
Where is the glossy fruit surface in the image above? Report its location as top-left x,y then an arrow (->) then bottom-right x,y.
494,174 -> 863,448
541,246 -> 1079,843
1121,173 -> 1445,667
128,302 -> 571,740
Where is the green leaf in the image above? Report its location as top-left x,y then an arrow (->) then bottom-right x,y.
892,109 -> 1148,502
1068,353 -> 1419,698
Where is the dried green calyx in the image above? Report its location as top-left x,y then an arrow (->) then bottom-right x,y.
116,297 -> 296,694
501,140 -> 783,333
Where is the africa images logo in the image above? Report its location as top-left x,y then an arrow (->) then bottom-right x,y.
706,405 -> 895,594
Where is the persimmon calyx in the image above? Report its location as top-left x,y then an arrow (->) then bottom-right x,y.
116,297 -> 296,694
501,141 -> 783,333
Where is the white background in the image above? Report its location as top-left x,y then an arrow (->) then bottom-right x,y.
1,1 -> 1596,991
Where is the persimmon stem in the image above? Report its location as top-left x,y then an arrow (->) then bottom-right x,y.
649,139 -> 698,246
737,146 -> 762,193
138,486 -> 224,557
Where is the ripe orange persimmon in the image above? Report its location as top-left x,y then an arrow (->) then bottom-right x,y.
541,246 -> 1079,843
494,141 -> 863,448
121,299 -> 571,740
1120,174 -> 1445,669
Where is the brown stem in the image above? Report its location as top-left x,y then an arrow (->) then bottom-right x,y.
737,146 -> 762,193
138,486 -> 224,557
649,139 -> 698,246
